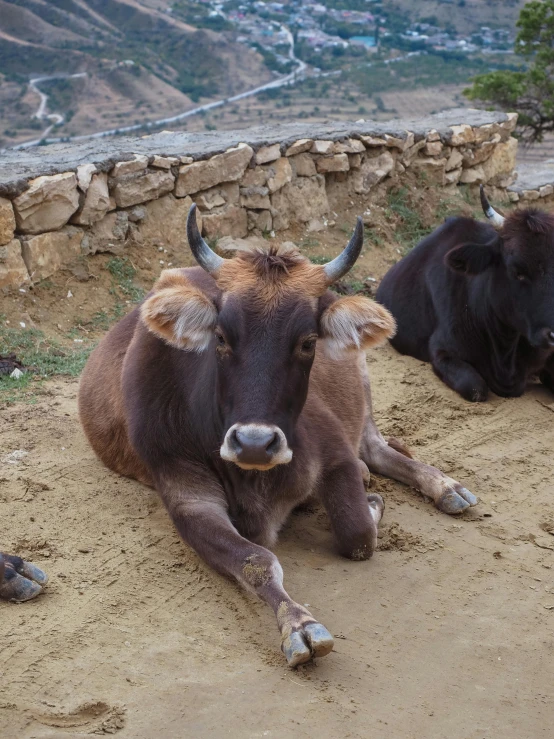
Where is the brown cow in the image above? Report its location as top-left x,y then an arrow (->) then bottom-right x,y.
78,205 -> 477,666
0,552 -> 48,601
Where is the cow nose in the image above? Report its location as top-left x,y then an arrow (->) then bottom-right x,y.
540,328 -> 554,347
232,427 -> 281,465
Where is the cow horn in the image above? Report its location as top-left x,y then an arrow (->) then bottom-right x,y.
187,204 -> 224,275
323,216 -> 364,284
480,185 -> 505,228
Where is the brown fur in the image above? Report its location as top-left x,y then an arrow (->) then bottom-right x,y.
79,242 -> 474,664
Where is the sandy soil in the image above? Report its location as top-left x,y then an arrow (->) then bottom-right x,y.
2,192 -> 554,738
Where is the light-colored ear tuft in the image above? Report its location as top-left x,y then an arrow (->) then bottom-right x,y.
320,296 -> 396,357
141,271 -> 217,351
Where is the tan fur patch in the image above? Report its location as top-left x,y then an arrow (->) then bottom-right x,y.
141,269 -> 217,350
320,296 -> 396,357
216,251 -> 328,308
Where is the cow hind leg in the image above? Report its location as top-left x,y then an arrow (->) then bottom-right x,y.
430,346 -> 489,402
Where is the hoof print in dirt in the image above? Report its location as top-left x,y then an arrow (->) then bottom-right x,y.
0,553 -> 48,602
282,623 -> 335,668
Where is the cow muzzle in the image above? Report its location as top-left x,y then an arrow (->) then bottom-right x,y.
531,327 -> 554,349
220,423 -> 293,470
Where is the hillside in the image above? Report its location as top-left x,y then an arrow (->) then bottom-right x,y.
0,0 -> 272,147
0,0 -> 528,148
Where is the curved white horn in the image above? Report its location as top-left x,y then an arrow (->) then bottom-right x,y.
480,185 -> 505,228
323,216 -> 364,284
187,204 -> 224,275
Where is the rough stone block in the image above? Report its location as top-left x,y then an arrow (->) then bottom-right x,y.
462,140 -> 498,168
81,212 -> 129,255
445,168 -> 462,185
256,144 -> 281,165
481,138 -> 517,184
240,186 -> 271,209
151,155 -> 179,169
13,172 -> 80,234
175,144 -> 253,196
136,194 -> 200,250
445,148 -> 463,172
247,209 -> 272,232
426,129 -> 440,142
265,158 -> 293,193
473,123 -> 500,144
290,153 -> 316,177
201,205 -> 248,239
424,141 -> 443,157
384,132 -> 414,151
459,165 -> 485,185
539,184 -> 554,198
334,139 -> 365,154
71,173 -> 110,226
0,239 -> 29,288
112,170 -> 174,208
0,197 -> 16,246
285,139 -> 313,157
448,124 -> 475,146
316,154 -> 349,174
311,140 -> 334,155
361,135 -> 387,147
111,155 -> 149,177
193,183 -> 239,211
21,228 -> 83,282
76,163 -> 97,192
349,153 -> 362,169
350,151 -> 394,194
523,189 -> 540,201
271,175 -> 329,230
409,157 -> 447,185
241,167 -> 267,188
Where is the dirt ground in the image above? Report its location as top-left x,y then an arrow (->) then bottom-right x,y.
1,188 -> 554,738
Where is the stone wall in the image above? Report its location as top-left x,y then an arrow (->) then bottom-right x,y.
0,109 -> 519,290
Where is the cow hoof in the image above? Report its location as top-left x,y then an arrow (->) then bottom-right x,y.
367,493 -> 384,524
0,556 -> 48,602
282,623 -> 334,668
437,486 -> 478,515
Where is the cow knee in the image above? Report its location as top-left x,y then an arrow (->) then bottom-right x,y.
456,375 -> 488,402
337,523 -> 378,561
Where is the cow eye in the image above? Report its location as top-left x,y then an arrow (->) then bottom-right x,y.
215,331 -> 227,347
300,338 -> 316,354
514,268 -> 529,283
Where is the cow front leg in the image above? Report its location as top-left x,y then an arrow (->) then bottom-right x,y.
157,477 -> 334,667
430,343 -> 489,402
360,417 -> 478,515
0,552 -> 48,601
318,458 -> 384,560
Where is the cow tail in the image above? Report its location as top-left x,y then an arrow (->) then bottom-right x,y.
387,436 -> 413,459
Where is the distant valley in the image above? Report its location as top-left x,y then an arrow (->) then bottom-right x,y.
0,0 -> 527,148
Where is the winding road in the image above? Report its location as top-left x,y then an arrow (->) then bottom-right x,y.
11,25 -> 307,151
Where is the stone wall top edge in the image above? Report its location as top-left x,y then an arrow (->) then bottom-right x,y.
0,108 -> 509,195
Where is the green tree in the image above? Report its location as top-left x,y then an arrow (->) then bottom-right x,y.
465,0 -> 554,142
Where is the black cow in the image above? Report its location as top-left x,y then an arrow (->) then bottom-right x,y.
377,187 -> 554,401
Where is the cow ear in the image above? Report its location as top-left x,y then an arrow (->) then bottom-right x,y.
319,295 -> 396,357
445,241 -> 499,275
141,270 -> 217,351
